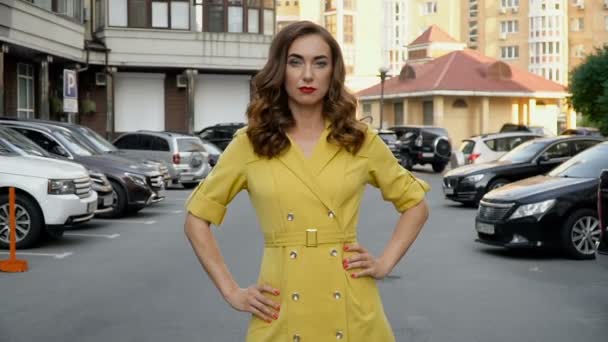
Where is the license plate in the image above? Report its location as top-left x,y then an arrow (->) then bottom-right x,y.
476,222 -> 495,235
103,195 -> 113,207
181,175 -> 193,181
422,152 -> 434,158
87,201 -> 96,213
443,187 -> 454,195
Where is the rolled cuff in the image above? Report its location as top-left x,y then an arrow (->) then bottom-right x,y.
395,178 -> 431,213
186,195 -> 227,226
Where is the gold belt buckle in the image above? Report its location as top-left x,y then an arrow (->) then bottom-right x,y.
306,229 -> 318,247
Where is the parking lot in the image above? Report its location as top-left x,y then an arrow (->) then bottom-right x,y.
2,169 -> 608,342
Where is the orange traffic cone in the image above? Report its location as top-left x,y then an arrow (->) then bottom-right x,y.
0,187 -> 29,272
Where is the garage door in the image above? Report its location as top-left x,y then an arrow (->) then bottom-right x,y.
194,74 -> 250,131
115,73 -> 165,132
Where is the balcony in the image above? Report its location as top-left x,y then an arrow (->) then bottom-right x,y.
96,28 -> 272,70
0,0 -> 85,60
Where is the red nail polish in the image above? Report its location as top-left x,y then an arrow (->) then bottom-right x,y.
343,246 -> 349,251
274,290 -> 280,295
277,304 -> 281,311
351,273 -> 357,278
273,314 -> 279,320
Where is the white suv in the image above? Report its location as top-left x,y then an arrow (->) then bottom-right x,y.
454,132 -> 541,166
0,147 -> 97,249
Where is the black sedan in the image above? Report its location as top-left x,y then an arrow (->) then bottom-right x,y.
599,169 -> 608,255
475,142 -> 608,259
443,136 -> 603,205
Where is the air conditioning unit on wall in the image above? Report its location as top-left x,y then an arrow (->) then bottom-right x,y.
176,74 -> 187,88
95,72 -> 106,86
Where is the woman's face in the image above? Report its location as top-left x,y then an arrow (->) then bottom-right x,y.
284,34 -> 333,108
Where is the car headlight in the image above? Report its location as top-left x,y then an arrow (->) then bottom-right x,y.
48,179 -> 76,195
463,174 -> 485,183
125,173 -> 147,187
509,199 -> 556,220
415,135 -> 423,147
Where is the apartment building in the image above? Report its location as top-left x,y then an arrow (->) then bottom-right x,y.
1,0 -> 276,138
277,0 -> 460,91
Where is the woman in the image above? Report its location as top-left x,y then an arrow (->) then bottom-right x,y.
184,21 -> 430,342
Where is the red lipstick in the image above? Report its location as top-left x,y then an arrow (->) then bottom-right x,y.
298,87 -> 317,94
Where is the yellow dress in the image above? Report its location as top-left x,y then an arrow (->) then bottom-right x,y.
186,121 -> 430,342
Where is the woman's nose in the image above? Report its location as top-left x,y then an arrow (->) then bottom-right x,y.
302,64 -> 313,82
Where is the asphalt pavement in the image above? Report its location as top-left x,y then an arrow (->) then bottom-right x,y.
1,167 -> 607,342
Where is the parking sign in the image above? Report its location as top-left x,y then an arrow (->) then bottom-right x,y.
63,69 -> 78,113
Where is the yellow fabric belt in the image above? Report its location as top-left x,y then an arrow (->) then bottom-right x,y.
264,229 -> 356,248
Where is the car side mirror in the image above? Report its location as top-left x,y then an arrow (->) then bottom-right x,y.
537,154 -> 550,164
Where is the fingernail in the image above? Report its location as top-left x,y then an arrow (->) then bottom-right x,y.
343,263 -> 348,270
277,304 -> 281,311
351,273 -> 357,278
343,246 -> 349,251
274,290 -> 280,295
273,313 -> 279,320
267,319 -> 272,323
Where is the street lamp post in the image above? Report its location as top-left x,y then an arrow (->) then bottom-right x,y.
378,66 -> 389,130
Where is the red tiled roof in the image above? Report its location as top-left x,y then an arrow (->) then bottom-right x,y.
357,49 -> 568,98
409,25 -> 459,45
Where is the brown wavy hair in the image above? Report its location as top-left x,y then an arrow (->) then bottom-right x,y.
246,21 -> 367,158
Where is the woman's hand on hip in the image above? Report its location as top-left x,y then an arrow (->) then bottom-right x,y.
225,284 -> 281,323
343,244 -> 391,280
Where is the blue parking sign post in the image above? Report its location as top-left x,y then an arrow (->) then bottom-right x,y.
63,69 -> 78,122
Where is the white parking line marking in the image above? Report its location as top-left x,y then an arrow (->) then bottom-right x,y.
95,219 -> 157,225
0,251 -> 73,259
150,210 -> 183,214
64,233 -> 120,239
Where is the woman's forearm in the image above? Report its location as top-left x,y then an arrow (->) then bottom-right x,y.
184,213 -> 239,299
379,200 -> 429,272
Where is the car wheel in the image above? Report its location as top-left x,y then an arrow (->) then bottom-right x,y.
97,181 -> 128,219
182,182 -> 199,189
402,154 -> 414,171
561,209 -> 600,260
432,162 -> 447,173
0,194 -> 44,249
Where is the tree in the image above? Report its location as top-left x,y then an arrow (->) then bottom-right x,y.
569,45 -> 608,135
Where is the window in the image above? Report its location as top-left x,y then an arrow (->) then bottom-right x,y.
29,0 -> 82,20
17,63 -> 34,119
325,14 -> 337,36
177,138 -> 205,152
362,103 -> 371,116
422,1 -> 437,15
501,0 -> 519,9
95,0 -> 105,30
248,0 -> 260,33
14,129 -> 65,157
500,20 -> 519,34
605,16 -> 608,31
544,142 -> 570,159
150,137 -> 170,151
109,0 -> 189,29
571,17 -> 584,31
228,0 -> 244,33
574,44 -> 585,58
500,46 -> 519,59
325,0 -> 336,11
114,134 -> 141,149
573,140 -> 600,154
343,0 -> 354,10
344,15 -> 354,43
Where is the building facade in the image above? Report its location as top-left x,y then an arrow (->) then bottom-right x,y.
1,0 -> 276,138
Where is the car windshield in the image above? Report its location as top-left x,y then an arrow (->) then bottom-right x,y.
498,139 -> 548,163
424,127 -> 448,136
53,129 -> 97,156
178,138 -> 205,152
548,144 -> 608,178
379,133 -> 397,143
78,127 -> 117,153
0,127 -> 50,157
202,141 -> 222,154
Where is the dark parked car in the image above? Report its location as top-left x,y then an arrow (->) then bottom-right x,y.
200,139 -> 222,167
475,142 -> 608,259
500,123 -> 555,137
599,169 -> 608,255
388,125 -> 451,172
561,127 -> 603,137
443,136 -> 603,206
0,120 -> 165,218
197,122 -> 245,151
377,130 -> 402,164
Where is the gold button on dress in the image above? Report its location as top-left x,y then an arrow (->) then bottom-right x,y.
186,122 -> 430,342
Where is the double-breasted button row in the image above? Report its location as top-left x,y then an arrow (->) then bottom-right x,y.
285,210 -> 336,221
293,331 -> 344,340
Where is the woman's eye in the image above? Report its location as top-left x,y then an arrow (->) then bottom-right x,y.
315,61 -> 328,68
288,59 -> 302,66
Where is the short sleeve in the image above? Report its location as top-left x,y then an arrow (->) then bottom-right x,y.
366,133 -> 430,213
185,130 -> 251,226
